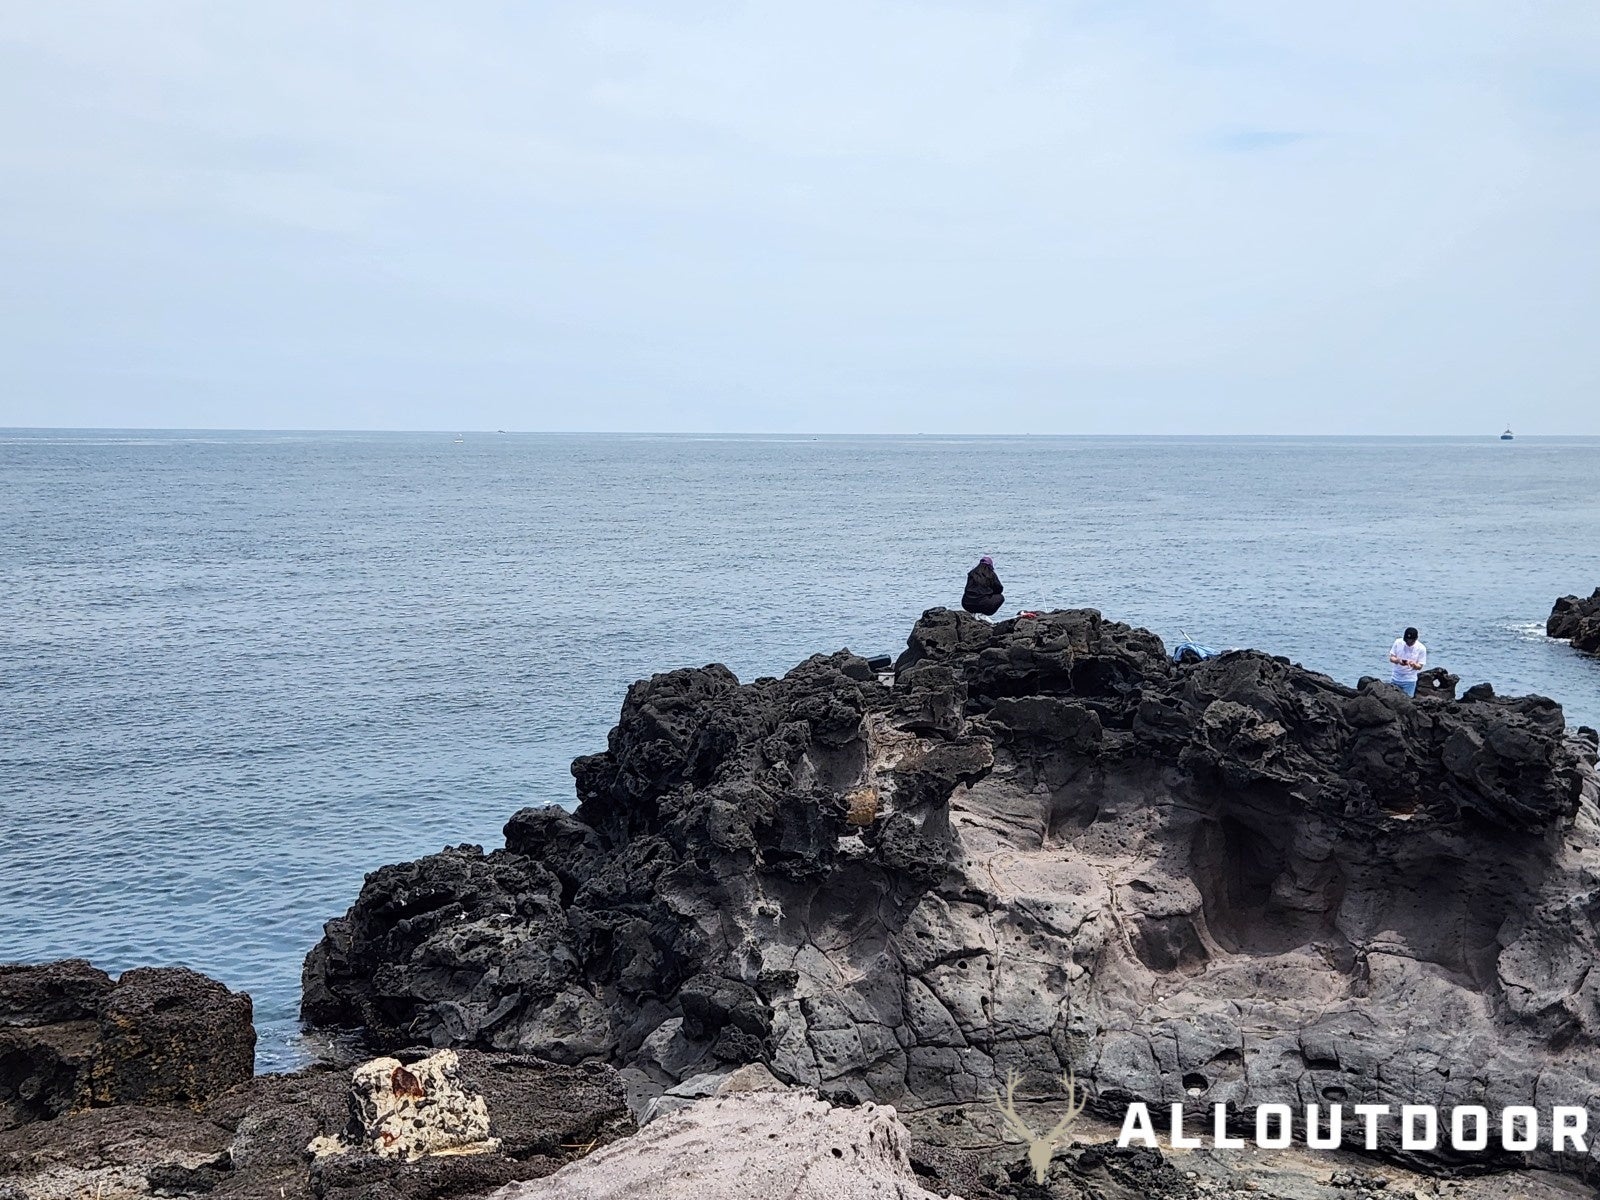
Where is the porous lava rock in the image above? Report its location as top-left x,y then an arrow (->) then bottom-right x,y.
303,608 -> 1600,1176
1548,588 -> 1600,655
0,961 -> 254,1129
0,1048 -> 633,1200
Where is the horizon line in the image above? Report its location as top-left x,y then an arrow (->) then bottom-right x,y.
0,426 -> 1573,439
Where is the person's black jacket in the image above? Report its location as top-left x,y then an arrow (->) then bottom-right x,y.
962,562 -> 1004,616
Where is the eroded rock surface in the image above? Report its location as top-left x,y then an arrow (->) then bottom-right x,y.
1549,588 -> 1600,656
302,608 -> 1600,1177
0,961 -> 254,1129
487,1091 -> 945,1200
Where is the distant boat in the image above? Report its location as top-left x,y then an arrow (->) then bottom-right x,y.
1501,427 -> 1514,441
453,434 -> 464,443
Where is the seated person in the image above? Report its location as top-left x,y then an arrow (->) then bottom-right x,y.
962,556 -> 1004,617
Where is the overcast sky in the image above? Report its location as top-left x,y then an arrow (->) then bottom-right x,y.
2,2 -> 1597,433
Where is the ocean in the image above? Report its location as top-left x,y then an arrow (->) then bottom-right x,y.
3,431 -> 1598,1071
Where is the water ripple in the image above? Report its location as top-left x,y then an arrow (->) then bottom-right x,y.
2,431 -> 1598,1069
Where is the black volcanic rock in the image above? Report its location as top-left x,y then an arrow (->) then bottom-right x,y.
299,846 -> 605,1062
1548,587 -> 1600,655
0,961 -> 254,1129
0,1049 -> 632,1200
303,608 -> 1600,1175
1415,664 -> 1459,698
0,958 -> 114,1027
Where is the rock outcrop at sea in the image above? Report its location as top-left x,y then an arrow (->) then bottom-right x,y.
303,607 -> 1600,1178
1548,587 -> 1600,655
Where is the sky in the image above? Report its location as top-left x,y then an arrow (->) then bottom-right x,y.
1,1 -> 1597,434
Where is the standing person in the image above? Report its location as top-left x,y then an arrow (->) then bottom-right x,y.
1388,627 -> 1427,696
962,556 -> 1004,617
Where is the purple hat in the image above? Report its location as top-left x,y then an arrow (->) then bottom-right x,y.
980,556 -> 993,566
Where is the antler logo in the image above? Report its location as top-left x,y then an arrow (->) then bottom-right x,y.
992,1065 -> 1090,1183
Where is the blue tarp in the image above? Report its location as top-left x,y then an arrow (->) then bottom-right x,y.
1170,639 -> 1221,663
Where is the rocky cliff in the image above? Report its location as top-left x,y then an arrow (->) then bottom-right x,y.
302,607 -> 1600,1177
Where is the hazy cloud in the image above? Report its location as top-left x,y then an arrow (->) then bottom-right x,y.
1,1 -> 1597,432
1211,130 -> 1316,152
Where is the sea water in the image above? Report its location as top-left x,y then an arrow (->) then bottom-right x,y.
3,431 -> 1598,1069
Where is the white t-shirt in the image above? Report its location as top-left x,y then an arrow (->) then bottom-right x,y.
1390,638 -> 1426,682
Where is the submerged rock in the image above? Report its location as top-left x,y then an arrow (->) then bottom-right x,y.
303,608 -> 1600,1177
1548,588 -> 1600,655
0,961 -> 254,1129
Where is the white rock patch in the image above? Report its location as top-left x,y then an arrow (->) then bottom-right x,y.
307,1049 -> 498,1162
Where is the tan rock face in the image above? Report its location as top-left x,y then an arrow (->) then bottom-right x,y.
487,1091 -> 947,1200
309,1049 -> 498,1162
845,787 -> 881,826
